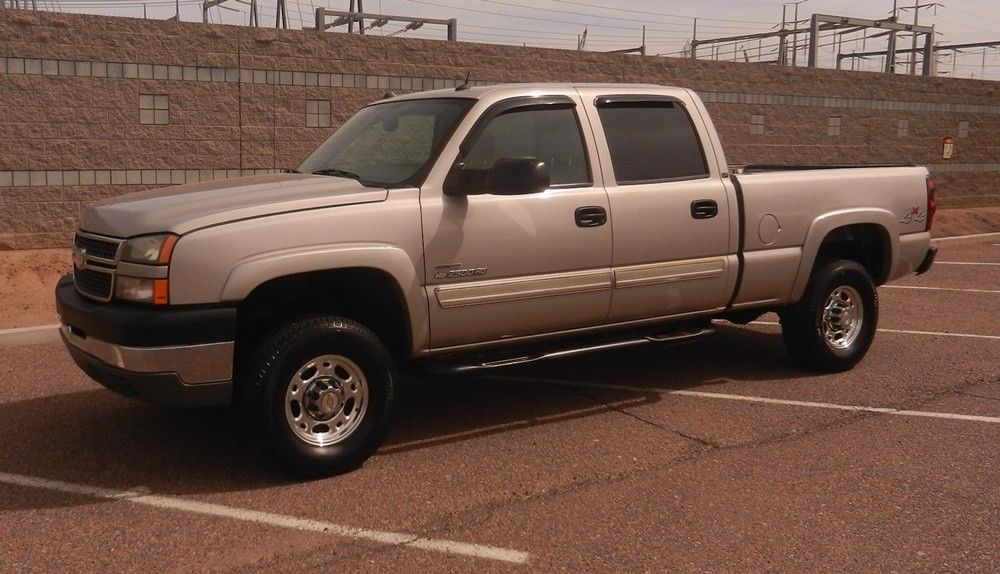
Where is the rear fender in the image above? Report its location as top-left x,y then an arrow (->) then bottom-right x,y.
790,209 -> 897,302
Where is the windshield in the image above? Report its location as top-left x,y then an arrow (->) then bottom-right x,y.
298,98 -> 475,188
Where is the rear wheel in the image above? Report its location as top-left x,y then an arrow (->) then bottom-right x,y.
244,316 -> 396,477
779,259 -> 878,372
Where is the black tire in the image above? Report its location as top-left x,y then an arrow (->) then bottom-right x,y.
779,259 -> 879,373
244,316 -> 396,477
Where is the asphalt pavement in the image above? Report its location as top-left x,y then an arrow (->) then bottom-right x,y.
1,236 -> 997,572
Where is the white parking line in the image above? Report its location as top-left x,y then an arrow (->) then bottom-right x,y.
935,261 -> 1000,266
749,321 -> 1000,341
882,285 -> 1000,294
0,324 -> 60,348
486,377 -> 1000,425
0,472 -> 530,565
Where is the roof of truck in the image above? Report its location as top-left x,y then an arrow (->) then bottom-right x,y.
386,83 -> 671,102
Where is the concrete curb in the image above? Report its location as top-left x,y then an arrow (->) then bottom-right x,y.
0,324 -> 61,348
933,231 -> 1000,243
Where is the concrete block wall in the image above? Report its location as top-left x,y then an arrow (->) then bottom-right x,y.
1,9 -> 998,249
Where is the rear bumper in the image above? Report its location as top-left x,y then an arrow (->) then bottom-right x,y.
56,276 -> 236,407
915,245 -> 937,275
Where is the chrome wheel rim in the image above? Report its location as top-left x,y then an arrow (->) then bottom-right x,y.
822,285 -> 864,351
284,354 -> 369,446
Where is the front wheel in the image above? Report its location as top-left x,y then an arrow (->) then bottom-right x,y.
779,259 -> 879,372
244,316 -> 396,477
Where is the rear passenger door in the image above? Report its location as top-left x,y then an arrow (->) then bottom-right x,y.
586,93 -> 737,323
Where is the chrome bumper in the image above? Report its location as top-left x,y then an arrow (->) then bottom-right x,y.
60,323 -> 233,385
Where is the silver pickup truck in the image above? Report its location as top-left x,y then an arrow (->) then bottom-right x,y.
57,83 -> 937,475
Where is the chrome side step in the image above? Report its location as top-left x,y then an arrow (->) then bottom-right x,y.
423,324 -> 715,375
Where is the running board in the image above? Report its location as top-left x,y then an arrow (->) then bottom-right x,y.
421,324 -> 715,375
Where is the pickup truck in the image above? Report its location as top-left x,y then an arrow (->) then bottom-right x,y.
57,83 -> 937,475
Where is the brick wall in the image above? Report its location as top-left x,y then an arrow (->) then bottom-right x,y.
1,9 -> 998,249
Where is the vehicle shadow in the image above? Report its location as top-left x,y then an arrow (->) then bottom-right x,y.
0,324 -> 804,510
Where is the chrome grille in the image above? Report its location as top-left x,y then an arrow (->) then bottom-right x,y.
74,266 -> 114,302
72,231 -> 122,302
74,233 -> 121,262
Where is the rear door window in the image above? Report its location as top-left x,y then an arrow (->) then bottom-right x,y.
596,99 -> 708,184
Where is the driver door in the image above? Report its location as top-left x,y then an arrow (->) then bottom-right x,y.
420,94 -> 613,349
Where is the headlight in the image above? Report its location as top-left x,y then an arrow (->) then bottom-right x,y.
121,234 -> 178,264
115,276 -> 169,305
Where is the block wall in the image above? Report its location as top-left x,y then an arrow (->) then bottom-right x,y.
1,9 -> 998,249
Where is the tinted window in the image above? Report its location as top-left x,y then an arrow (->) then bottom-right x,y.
299,98 -> 473,187
463,106 -> 590,186
597,101 -> 708,184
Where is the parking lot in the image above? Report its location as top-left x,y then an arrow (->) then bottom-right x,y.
1,235 -> 997,572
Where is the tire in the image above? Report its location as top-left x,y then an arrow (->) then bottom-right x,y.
244,316 -> 396,477
779,259 -> 879,373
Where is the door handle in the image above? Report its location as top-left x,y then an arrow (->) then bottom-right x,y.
575,206 -> 607,227
690,199 -> 718,219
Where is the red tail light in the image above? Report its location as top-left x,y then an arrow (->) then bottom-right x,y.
926,177 -> 937,232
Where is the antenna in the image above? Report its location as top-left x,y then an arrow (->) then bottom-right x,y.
456,70 -> 472,91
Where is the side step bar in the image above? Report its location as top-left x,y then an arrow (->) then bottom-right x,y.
422,323 -> 715,375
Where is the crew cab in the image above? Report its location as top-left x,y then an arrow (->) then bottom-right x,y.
57,84 -> 937,475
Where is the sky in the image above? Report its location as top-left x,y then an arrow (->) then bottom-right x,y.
23,0 -> 1000,80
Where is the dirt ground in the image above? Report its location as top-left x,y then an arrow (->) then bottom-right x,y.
0,206 -> 998,330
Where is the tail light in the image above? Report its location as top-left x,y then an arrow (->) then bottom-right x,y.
926,177 -> 936,232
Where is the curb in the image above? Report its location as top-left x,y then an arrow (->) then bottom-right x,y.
0,324 -> 61,348
933,231 -> 1000,243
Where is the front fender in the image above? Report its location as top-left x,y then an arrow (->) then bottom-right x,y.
221,243 -> 428,353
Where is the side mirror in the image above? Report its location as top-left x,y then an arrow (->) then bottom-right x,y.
443,157 -> 550,197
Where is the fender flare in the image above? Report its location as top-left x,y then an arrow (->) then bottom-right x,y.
789,209 -> 897,302
220,242 -> 428,354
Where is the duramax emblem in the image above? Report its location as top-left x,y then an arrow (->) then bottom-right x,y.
434,264 -> 488,280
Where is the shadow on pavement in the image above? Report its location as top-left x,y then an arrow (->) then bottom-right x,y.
0,325 -> 802,510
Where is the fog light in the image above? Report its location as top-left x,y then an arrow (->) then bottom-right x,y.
115,276 -> 168,305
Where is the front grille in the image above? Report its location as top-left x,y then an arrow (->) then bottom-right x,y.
74,233 -> 120,261
74,267 -> 114,301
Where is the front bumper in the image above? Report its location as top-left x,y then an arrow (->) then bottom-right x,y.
56,276 -> 237,407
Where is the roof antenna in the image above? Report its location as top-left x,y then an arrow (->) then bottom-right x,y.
382,90 -> 396,99
456,70 -> 472,91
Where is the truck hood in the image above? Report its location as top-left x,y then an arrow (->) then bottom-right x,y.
80,173 -> 389,238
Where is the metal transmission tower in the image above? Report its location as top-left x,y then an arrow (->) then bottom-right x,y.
314,7 -> 457,41
838,41 -> 1000,74
899,2 -> 943,75
202,0 -> 286,28
806,14 -> 934,75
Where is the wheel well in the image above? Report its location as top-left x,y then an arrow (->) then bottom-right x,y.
814,224 -> 891,284
235,268 -> 412,364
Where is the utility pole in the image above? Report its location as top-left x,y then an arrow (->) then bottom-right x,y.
779,5 -> 788,65
885,0 -> 898,73
691,18 -> 697,59
788,0 -> 809,67
903,2 -> 942,75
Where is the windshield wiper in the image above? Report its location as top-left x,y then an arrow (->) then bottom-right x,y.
310,168 -> 363,181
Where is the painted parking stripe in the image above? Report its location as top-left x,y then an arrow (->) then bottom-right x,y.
882,285 -> 1000,294
749,321 -> 1000,341
934,261 -> 1000,266
0,324 -> 60,348
0,472 -> 530,564
487,377 -> 1000,425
